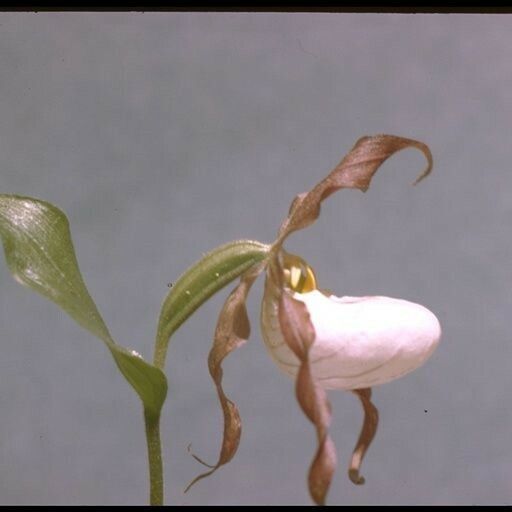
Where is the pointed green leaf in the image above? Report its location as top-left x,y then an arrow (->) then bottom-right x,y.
154,240 -> 270,368
0,194 -> 167,416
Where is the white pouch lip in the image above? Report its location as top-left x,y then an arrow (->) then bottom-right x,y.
261,289 -> 441,390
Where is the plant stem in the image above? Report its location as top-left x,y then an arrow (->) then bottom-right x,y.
153,343 -> 166,371
144,408 -> 164,505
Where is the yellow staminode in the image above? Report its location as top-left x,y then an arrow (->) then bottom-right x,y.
282,253 -> 317,293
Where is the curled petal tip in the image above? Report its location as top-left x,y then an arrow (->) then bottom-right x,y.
348,468 -> 366,485
412,165 -> 432,186
187,443 -> 216,469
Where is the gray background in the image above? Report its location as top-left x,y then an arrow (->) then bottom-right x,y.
0,13 -> 510,505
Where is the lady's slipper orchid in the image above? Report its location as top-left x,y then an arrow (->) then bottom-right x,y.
186,134 -> 441,505
261,251 -> 441,391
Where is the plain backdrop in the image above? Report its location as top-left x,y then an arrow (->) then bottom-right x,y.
0,13 -> 510,505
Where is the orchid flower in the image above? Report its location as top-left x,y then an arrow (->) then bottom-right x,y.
179,134 -> 441,505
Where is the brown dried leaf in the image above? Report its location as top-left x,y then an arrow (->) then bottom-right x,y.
279,291 -> 337,506
349,388 -> 379,485
277,134 -> 432,243
185,263 -> 264,492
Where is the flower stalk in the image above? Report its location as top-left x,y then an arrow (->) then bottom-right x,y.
144,409 -> 164,506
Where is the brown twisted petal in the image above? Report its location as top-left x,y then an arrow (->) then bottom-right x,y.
279,290 -> 337,506
185,262 -> 265,492
277,134 -> 433,244
349,388 -> 379,485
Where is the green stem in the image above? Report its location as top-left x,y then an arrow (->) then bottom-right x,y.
144,409 -> 164,505
153,343 -> 166,371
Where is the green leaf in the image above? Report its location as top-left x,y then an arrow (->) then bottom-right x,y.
0,194 -> 167,417
154,239 -> 270,368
